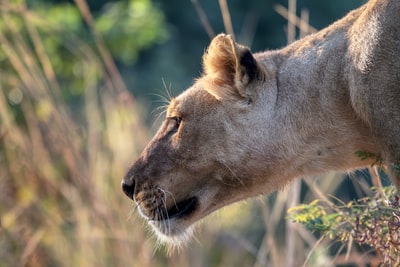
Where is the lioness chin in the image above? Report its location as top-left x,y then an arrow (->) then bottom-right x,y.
122,0 -> 400,245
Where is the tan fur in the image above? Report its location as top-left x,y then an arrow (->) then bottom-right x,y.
122,0 -> 400,245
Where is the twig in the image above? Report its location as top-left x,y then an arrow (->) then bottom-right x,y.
274,4 -> 317,35
287,0 -> 296,44
300,9 -> 310,39
301,236 -> 325,267
218,0 -> 234,38
303,178 -> 339,211
286,180 -> 301,267
191,0 -> 215,39
370,166 -> 383,190
73,0 -> 128,95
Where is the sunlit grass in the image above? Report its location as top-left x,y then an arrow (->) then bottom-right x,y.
0,1 -> 151,266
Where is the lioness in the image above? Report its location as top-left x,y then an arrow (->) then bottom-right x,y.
122,0 -> 400,245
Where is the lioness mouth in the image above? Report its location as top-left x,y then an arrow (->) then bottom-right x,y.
159,197 -> 198,220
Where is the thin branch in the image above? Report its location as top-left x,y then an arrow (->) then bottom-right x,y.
300,9 -> 310,38
239,10 -> 259,47
191,0 -> 215,39
287,0 -> 296,44
73,0 -> 129,95
274,4 -> 317,35
218,0 -> 234,38
301,236 -> 326,267
286,180 -> 301,267
303,177 -> 339,212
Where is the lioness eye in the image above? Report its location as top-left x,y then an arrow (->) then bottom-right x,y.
167,116 -> 182,130
173,117 -> 182,128
175,117 -> 182,126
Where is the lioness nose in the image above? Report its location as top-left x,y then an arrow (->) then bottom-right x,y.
121,180 -> 135,200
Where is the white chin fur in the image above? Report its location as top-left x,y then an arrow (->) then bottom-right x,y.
149,219 -> 195,250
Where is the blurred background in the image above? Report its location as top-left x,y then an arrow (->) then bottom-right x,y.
1,0 -> 386,266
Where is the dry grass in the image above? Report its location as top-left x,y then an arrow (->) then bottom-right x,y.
0,1 -> 152,266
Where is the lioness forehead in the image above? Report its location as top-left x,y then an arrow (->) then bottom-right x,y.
166,98 -> 180,117
167,85 -> 218,117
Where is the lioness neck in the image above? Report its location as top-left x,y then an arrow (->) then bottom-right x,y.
254,5 -> 379,179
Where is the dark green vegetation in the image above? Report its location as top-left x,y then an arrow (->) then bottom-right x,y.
288,185 -> 400,265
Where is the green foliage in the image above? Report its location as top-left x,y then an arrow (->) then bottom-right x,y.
35,3 -> 82,32
288,200 -> 339,233
95,0 -> 168,64
391,163 -> 400,171
288,186 -> 400,265
0,0 -> 167,102
355,150 -> 384,167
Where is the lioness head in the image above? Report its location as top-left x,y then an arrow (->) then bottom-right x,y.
121,34 -> 376,245
122,34 -> 279,243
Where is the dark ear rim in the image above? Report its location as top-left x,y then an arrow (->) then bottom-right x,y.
236,48 -> 259,86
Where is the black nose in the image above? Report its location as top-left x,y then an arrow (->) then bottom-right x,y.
121,180 -> 135,200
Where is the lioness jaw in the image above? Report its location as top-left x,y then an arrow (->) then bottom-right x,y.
122,0 -> 400,244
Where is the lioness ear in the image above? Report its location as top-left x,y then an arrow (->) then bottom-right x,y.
202,33 -> 260,101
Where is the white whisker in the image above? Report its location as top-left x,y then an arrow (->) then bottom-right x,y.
159,193 -> 171,235
150,104 -> 167,126
161,78 -> 174,102
158,187 -> 178,209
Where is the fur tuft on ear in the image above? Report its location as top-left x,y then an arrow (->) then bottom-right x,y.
201,34 -> 260,101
